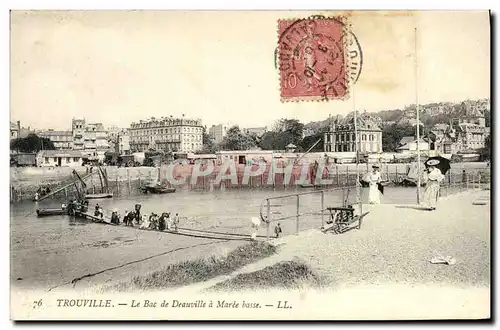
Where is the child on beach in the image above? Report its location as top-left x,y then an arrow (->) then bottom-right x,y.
171,213 -> 180,231
274,223 -> 282,238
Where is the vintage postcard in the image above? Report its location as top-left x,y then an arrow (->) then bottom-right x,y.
9,10 -> 491,320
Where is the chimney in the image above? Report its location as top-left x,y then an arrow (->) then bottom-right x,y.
17,121 -> 20,133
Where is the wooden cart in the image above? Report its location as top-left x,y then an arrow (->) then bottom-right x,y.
323,206 -> 369,234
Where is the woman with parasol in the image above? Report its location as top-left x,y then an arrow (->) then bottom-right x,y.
422,157 -> 448,210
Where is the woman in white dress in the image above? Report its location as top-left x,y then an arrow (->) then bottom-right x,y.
368,165 -> 382,204
422,165 -> 445,210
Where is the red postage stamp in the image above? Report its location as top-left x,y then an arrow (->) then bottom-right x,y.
277,16 -> 361,102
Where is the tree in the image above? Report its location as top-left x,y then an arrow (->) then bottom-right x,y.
300,133 -> 324,152
480,134 -> 491,161
485,109 -> 491,127
198,126 -> 216,154
273,118 -> 304,146
219,126 -> 257,151
259,131 -> 294,150
10,134 -> 55,153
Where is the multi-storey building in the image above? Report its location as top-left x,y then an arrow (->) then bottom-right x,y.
209,123 -> 230,144
72,119 -> 86,150
38,130 -> 73,150
71,119 -> 111,159
324,112 -> 383,153
116,130 -> 131,155
129,115 -> 203,153
435,116 -> 486,154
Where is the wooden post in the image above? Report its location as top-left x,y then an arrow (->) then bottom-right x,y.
266,199 -> 271,240
346,167 -> 349,187
296,195 -> 300,235
336,166 -> 339,186
321,191 -> 325,229
64,187 -> 68,199
127,168 -> 131,192
478,173 -> 482,190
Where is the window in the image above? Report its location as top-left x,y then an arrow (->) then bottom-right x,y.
66,157 -> 71,162
45,157 -> 49,163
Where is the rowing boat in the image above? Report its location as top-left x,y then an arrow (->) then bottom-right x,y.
36,208 -> 66,217
140,186 -> 176,194
85,193 -> 114,199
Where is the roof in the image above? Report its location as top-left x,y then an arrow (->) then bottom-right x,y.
39,130 -> 72,136
10,122 -> 18,130
38,150 -> 83,157
399,136 -> 416,145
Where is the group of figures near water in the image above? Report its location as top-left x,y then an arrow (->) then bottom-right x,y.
99,204 -> 180,232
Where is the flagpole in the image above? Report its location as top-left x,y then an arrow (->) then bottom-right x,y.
353,86 -> 362,215
414,27 -> 421,204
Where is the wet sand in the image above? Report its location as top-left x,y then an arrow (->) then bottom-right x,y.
10,186 -> 467,292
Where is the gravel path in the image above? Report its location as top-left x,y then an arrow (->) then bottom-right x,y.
270,189 -> 490,289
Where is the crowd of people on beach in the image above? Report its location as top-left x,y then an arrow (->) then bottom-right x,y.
92,203 -> 181,232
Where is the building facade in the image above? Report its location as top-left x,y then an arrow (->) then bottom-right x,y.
38,130 -> 73,150
10,121 -> 20,140
209,124 -> 230,144
116,131 -> 131,155
36,150 -> 84,167
431,116 -> 486,154
396,137 -> 430,154
323,112 -> 383,153
71,119 -> 111,160
72,119 -> 86,150
129,116 -> 203,153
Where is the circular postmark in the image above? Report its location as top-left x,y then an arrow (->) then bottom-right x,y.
276,16 -> 363,101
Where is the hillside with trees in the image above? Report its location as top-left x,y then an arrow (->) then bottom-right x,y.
200,98 -> 489,153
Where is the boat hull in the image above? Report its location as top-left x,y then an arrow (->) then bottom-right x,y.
85,193 -> 113,199
140,187 -> 176,194
36,208 -> 65,217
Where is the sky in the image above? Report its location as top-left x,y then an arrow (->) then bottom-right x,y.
10,10 -> 490,131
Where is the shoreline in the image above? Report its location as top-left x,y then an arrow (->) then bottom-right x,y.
9,162 -> 490,203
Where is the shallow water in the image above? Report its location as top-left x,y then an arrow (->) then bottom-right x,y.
11,186 -> 453,236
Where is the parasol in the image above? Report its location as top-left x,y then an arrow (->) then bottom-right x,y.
425,156 -> 451,175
